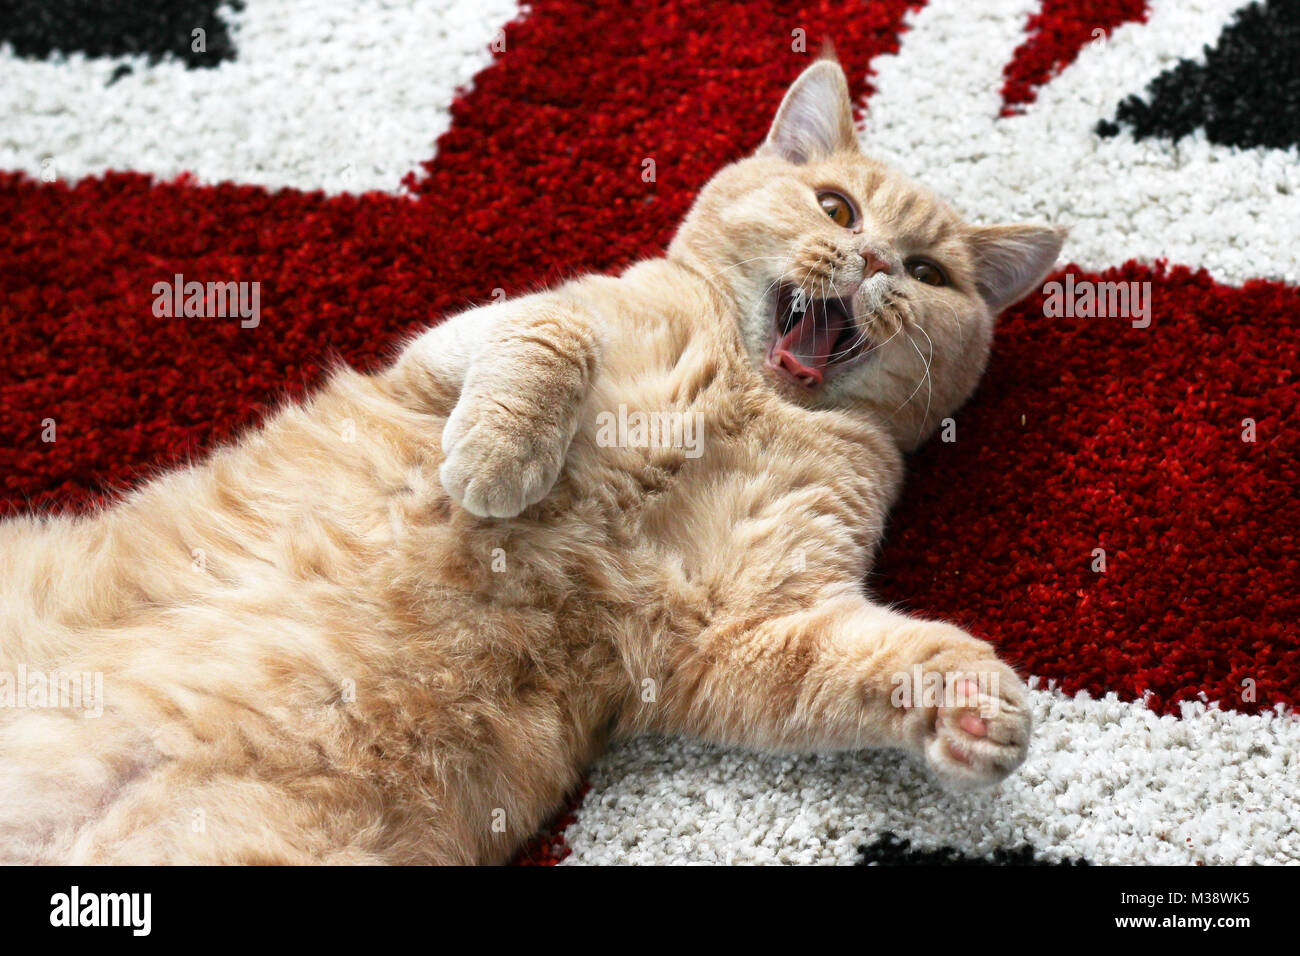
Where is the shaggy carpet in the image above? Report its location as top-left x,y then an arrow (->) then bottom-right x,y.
1,0 -> 1297,865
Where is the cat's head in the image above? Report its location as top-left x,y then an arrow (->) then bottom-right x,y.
668,58 -> 1065,451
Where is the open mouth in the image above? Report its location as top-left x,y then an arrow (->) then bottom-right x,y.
764,283 -> 864,388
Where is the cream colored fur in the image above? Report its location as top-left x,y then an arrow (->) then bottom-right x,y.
0,60 -> 1065,864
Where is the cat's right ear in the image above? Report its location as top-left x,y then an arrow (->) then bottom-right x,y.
761,60 -> 858,164
968,224 -> 1069,312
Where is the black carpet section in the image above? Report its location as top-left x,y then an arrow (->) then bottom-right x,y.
858,832 -> 1090,866
1097,0 -> 1300,149
0,0 -> 242,69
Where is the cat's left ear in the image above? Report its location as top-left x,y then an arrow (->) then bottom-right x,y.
968,224 -> 1068,312
762,59 -> 858,164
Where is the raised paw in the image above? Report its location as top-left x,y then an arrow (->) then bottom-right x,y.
439,394 -> 569,518
921,666 -> 1031,790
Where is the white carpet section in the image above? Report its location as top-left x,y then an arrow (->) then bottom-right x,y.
0,0 -> 519,193
562,686 -> 1300,865
860,0 -> 1300,285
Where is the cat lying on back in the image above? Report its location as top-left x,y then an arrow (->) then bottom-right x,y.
0,58 -> 1064,864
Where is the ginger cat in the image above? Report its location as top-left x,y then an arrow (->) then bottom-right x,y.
0,59 -> 1064,864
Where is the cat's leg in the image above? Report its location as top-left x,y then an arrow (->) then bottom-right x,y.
653,591 -> 1031,789
388,293 -> 600,518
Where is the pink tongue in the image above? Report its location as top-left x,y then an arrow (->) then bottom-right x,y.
772,308 -> 845,386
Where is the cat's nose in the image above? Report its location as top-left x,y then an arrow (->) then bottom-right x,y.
861,248 -> 892,278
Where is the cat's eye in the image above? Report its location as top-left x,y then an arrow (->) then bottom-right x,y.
817,191 -> 855,228
906,258 -> 947,286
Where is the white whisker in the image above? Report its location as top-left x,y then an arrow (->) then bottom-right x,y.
913,323 -> 936,441
896,327 -> 933,418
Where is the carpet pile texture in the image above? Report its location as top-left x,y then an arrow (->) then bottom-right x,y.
2,0 -> 1296,864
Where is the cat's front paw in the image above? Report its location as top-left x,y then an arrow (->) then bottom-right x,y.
440,394 -> 568,518
920,665 -> 1031,790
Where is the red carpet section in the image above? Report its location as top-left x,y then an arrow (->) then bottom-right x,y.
874,262 -> 1299,715
1,0 -> 1298,864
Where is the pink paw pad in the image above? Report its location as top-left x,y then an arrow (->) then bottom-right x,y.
940,680 -> 989,737
959,713 -> 987,737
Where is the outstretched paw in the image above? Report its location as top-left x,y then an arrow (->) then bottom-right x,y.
922,667 -> 1031,790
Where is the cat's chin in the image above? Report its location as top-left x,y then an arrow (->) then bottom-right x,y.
763,282 -> 871,390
